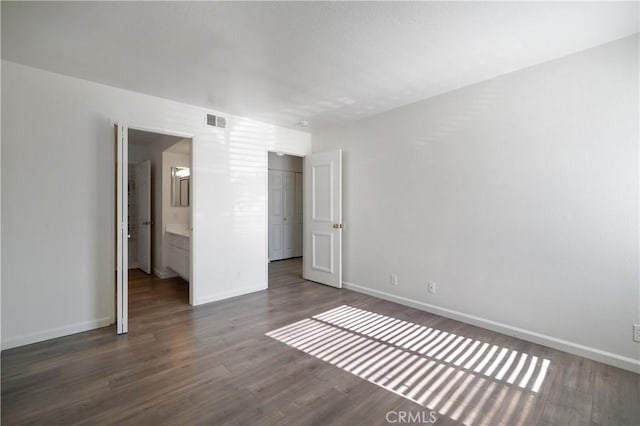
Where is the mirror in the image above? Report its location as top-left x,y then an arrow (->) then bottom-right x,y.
171,167 -> 190,207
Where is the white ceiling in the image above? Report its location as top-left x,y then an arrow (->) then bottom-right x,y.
2,2 -> 638,130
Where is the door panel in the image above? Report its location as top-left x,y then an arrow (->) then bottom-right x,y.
136,160 -> 151,274
311,163 -> 333,222
304,150 -> 342,288
311,232 -> 333,273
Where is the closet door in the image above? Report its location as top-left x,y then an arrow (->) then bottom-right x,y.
283,171 -> 296,259
268,170 -> 284,261
294,172 -> 303,257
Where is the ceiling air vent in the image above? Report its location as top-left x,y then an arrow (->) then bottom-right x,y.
206,113 -> 227,129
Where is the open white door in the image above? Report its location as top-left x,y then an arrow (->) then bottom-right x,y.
115,123 -> 128,334
303,149 -> 342,288
136,160 -> 151,274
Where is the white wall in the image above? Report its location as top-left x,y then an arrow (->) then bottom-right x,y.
1,60 -> 310,349
312,35 -> 639,371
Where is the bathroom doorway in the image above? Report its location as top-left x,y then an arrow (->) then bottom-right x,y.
115,124 -> 194,334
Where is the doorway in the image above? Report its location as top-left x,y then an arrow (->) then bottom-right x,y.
115,124 -> 194,334
268,151 -> 304,287
268,152 -> 304,261
266,149 -> 344,291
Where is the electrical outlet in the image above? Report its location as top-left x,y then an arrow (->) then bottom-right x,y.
236,271 -> 241,280
390,274 -> 398,286
428,282 -> 436,294
634,324 -> 640,343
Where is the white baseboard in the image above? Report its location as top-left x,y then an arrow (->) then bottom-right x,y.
128,261 -> 139,270
1,317 -> 112,351
153,267 -> 177,279
194,284 -> 267,306
343,281 -> 640,373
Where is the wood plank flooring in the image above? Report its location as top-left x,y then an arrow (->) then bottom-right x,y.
2,259 -> 638,425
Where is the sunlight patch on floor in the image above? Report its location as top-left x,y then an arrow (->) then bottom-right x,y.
266,305 -> 550,425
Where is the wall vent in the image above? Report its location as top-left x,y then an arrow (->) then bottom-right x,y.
206,113 -> 227,128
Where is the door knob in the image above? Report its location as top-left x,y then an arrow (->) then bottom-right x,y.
333,224 -> 343,229
143,220 -> 152,225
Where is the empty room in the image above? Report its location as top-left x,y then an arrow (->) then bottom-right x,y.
1,2 -> 638,425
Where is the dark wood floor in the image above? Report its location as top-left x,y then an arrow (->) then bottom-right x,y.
2,259 -> 638,425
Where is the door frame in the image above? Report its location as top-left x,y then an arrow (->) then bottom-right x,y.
265,150 -> 306,286
267,168 -> 285,262
114,121 -> 196,335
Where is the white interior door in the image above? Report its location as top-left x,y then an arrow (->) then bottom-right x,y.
115,123 -> 128,334
303,149 -> 342,288
283,171 -> 296,259
268,169 -> 284,261
136,160 -> 151,274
